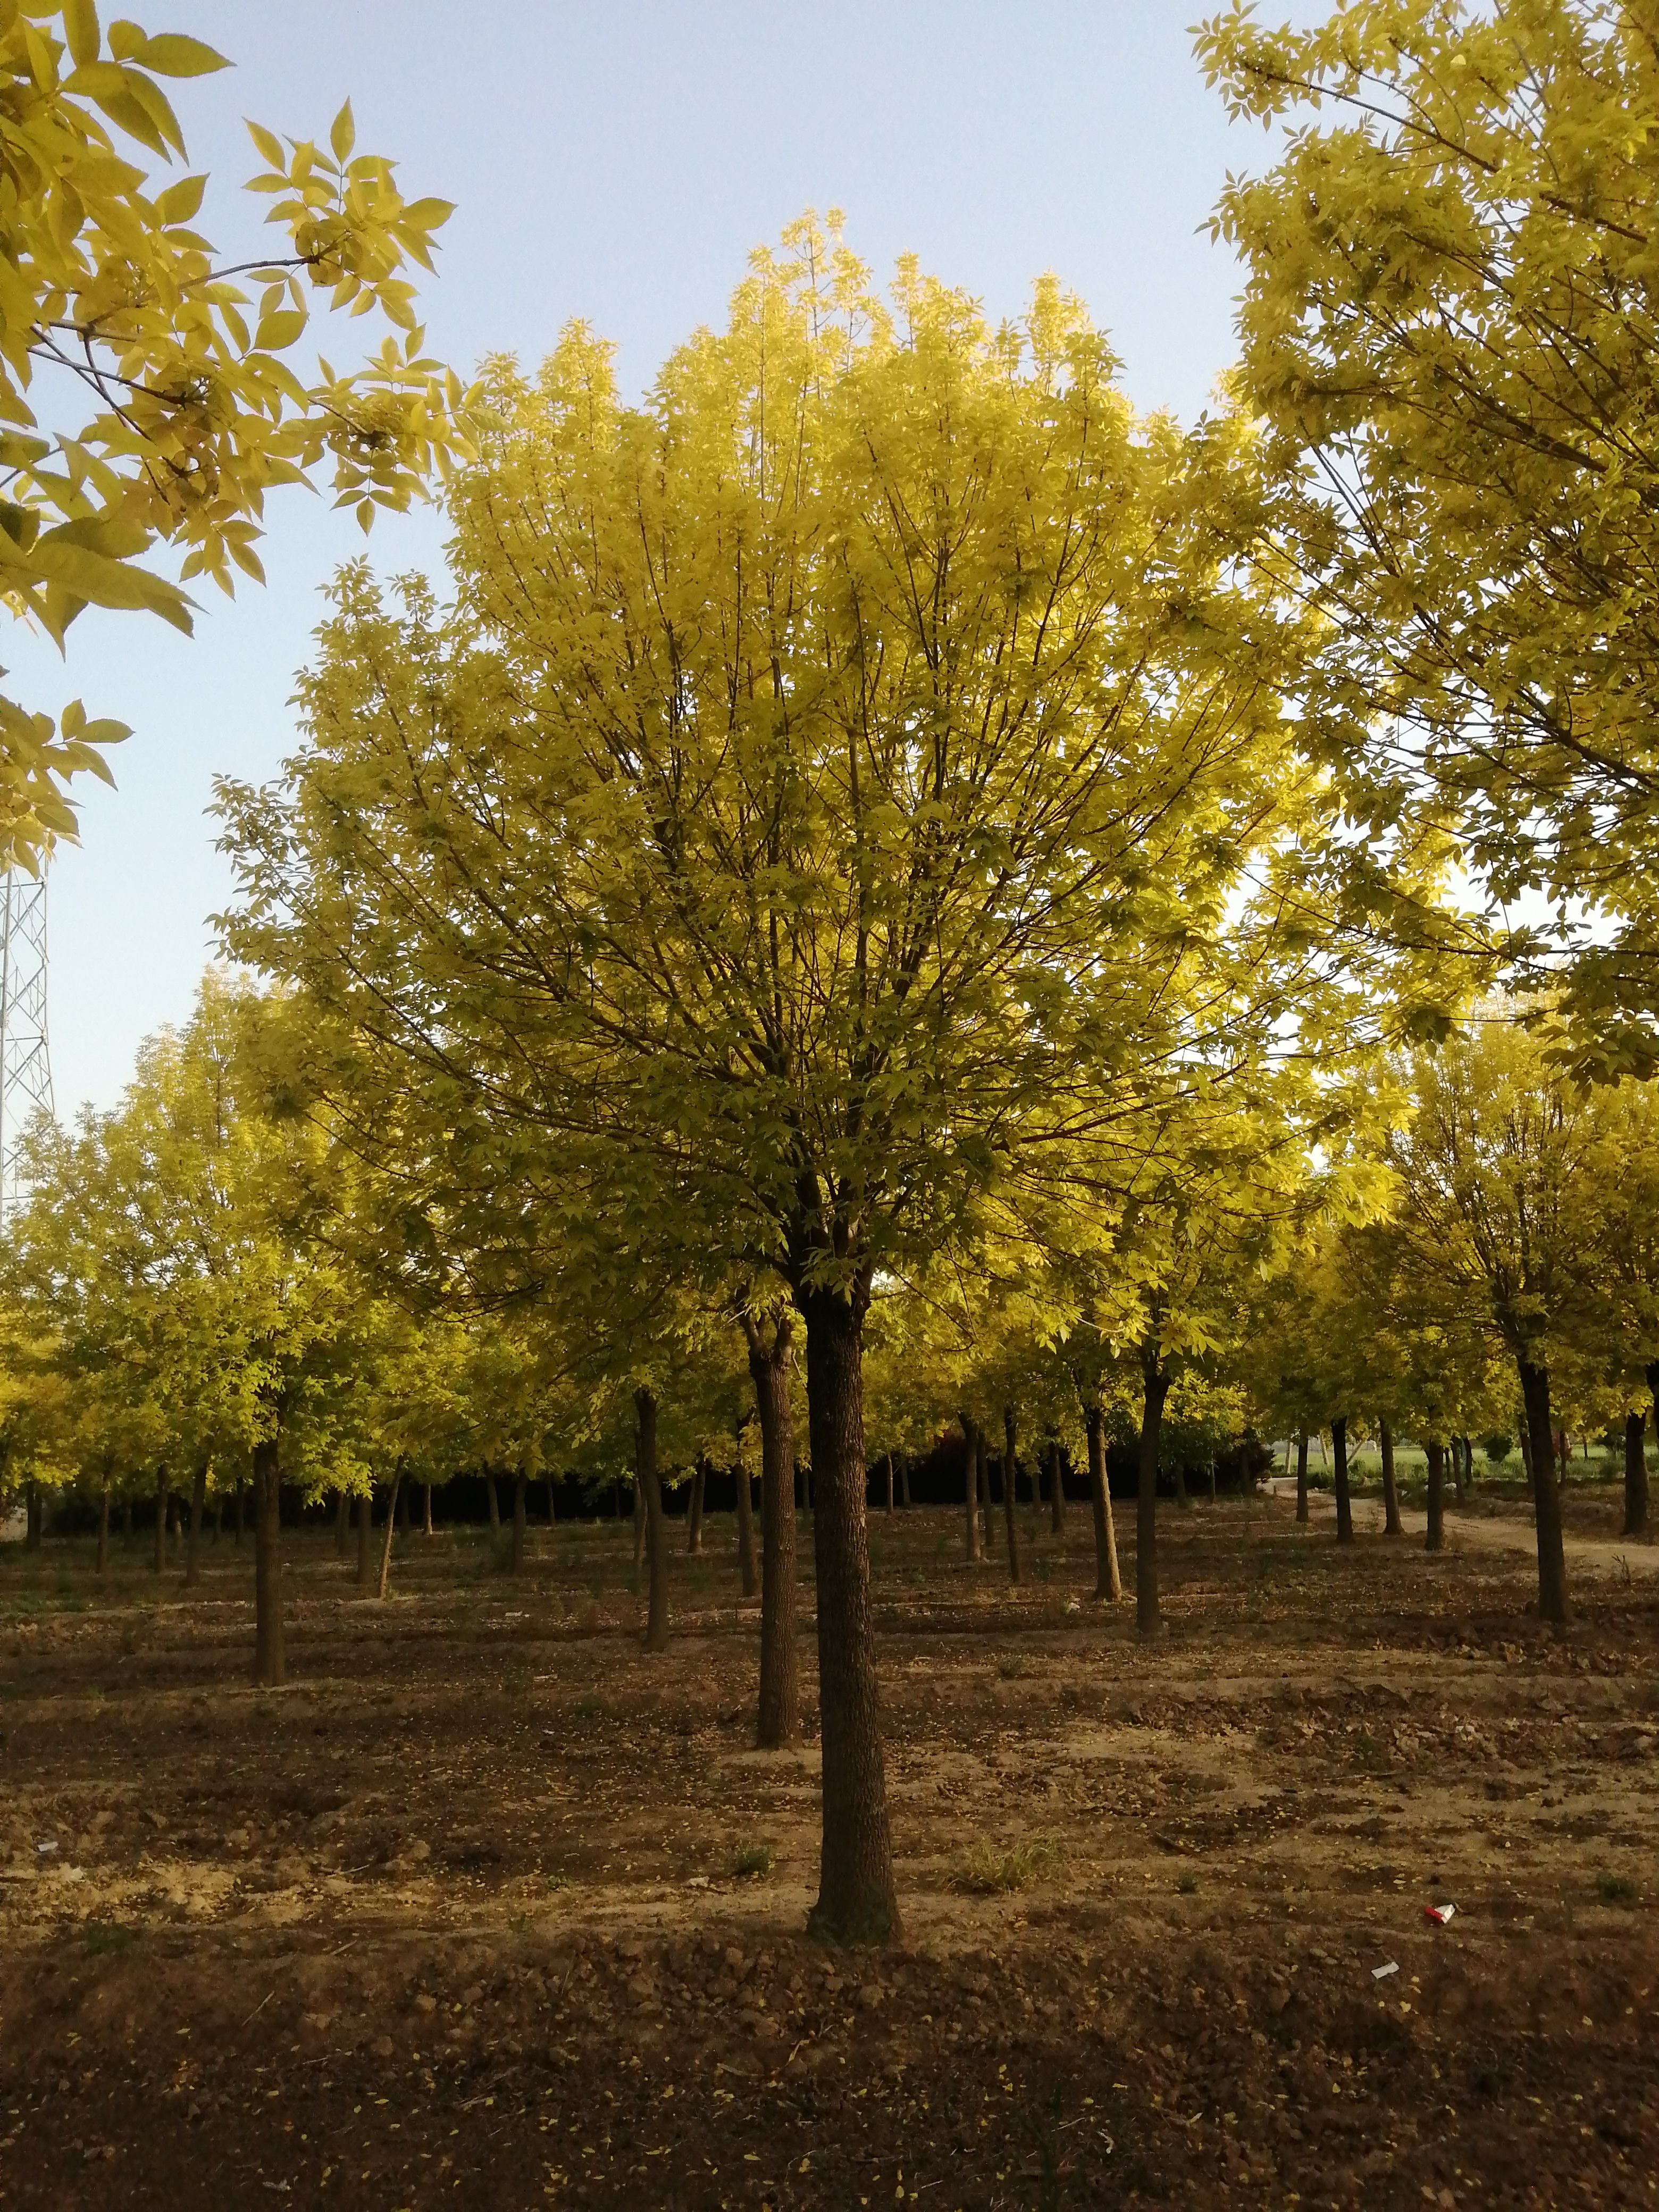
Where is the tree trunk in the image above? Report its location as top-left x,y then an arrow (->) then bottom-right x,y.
512,1472 -> 527,1572
1333,1418 -> 1353,1545
1454,1435 -> 1471,1505
153,1467 -> 168,1572
975,1425 -> 990,1552
1136,1360 -> 1170,1639
1518,1411 -> 1535,1494
749,1325 -> 799,1748
1425,1440 -> 1445,1553
687,1462 -> 705,1554
252,1436 -> 284,1687
23,1480 -> 41,1551
1624,1408 -> 1649,1539
545,1478 -> 556,1524
961,1418 -> 982,1562
186,1456 -> 208,1587
900,1456 -> 911,1509
485,1471 -> 500,1537
1172,1453 -> 1191,1512
1295,1428 -> 1309,1524
96,1484 -> 109,1575
356,1490 -> 374,1589
122,1495 -> 133,1546
334,1487 -> 350,1557
636,1388 -> 669,1651
376,1466 -> 403,1601
1379,1418 -> 1402,1537
423,1481 -> 434,1536
884,1451 -> 894,1516
734,1437 -> 758,1601
396,1479 -> 410,1536
1001,1406 -> 1021,1586
1085,1403 -> 1122,1603
233,1484 -> 244,1544
632,1475 -> 646,1571
212,1495 -> 222,1541
1048,1439 -> 1065,1535
1518,1358 -> 1569,1624
799,1285 -> 898,1947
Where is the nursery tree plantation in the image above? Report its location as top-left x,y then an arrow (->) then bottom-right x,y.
1,5 -> 1656,2207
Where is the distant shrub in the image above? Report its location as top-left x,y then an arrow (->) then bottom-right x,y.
1482,1432 -> 1514,1464
732,1841 -> 775,1880
1596,1871 -> 1638,1906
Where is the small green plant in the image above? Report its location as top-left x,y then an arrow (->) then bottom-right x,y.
1482,1432 -> 1514,1465
732,1841 -> 775,1880
998,1655 -> 1028,1681
82,1922 -> 133,1957
1177,1870 -> 1199,1895
953,1836 -> 1059,1895
1596,1871 -> 1638,1906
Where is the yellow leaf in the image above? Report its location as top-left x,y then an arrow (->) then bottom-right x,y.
245,118 -> 285,170
62,0 -> 100,69
330,99 -> 355,165
130,32 -> 231,77
254,308 -> 306,354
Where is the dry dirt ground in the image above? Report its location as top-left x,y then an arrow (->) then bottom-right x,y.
1,1487 -> 1656,2210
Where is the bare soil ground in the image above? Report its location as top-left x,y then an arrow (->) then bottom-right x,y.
1,1488 -> 1656,2210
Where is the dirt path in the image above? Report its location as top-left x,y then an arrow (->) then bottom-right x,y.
1270,1478 -> 1659,1582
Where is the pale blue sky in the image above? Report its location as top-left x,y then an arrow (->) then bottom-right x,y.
16,0 -> 1322,1117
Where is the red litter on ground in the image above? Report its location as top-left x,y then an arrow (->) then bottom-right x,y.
1425,1903 -> 1456,1926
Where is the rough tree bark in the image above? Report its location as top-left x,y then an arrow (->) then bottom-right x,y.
975,1426 -> 990,1554
1625,1408 -> 1649,1539
1455,1435 -> 1472,1504
423,1482 -> 434,1536
1332,1417 -> 1353,1545
1001,1406 -> 1021,1586
1084,1403 -> 1122,1603
899,1457 -> 911,1509
185,1455 -> 208,1586
1379,1418 -> 1402,1537
800,1284 -> 898,1947
1518,1358 -> 1569,1624
632,1475 -> 645,1572
252,1435 -> 284,1687
485,1471 -> 500,1539
1136,1358 -> 1170,1639
961,1417 -> 982,1562
1295,1428 -> 1310,1524
356,1490 -> 374,1588
747,1320 -> 799,1748
376,1466 -> 403,1601
1425,1440 -> 1445,1553
334,1488 -> 349,1557
636,1388 -> 669,1652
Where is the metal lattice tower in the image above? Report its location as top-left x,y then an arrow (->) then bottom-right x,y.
0,869 -> 52,1221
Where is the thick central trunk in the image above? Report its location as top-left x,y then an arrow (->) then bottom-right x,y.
1332,1417 -> 1353,1545
377,1466 -> 403,1600
1084,1403 -> 1121,1603
1379,1418 -> 1402,1537
749,1327 -> 799,1746
185,1455 -> 209,1586
636,1388 -> 669,1650
252,1436 -> 284,1686
1425,1440 -> 1445,1552
1625,1407 -> 1649,1539
1295,1428 -> 1310,1524
734,1426 -> 758,1600
1135,1359 -> 1170,1639
1517,1358 -> 1569,1624
1000,1405 -> 1021,1585
799,1285 -> 898,1947
960,1417 -> 982,1562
